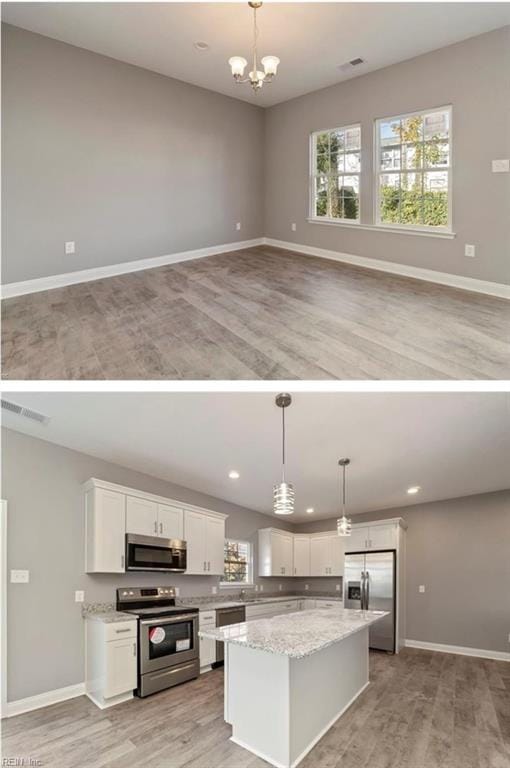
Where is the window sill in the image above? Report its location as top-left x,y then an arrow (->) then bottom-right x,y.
220,582 -> 254,589
307,218 -> 456,239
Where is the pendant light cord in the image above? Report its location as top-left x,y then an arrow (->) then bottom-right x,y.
281,404 -> 286,482
252,5 -> 258,75
342,463 -> 346,517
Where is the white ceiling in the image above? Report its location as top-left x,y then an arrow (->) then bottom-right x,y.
2,392 -> 509,522
3,2 -> 510,107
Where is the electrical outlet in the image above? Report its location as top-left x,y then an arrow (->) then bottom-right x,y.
11,570 -> 29,583
236,222 -> 241,231
75,590 -> 84,603
305,584 -> 309,591
291,223 -> 297,232
419,585 -> 425,593
260,584 -> 263,592
255,584 -> 259,592
65,241 -> 75,255
174,587 -> 180,597
279,584 -> 283,591
211,586 -> 217,595
492,159 -> 509,173
335,583 -> 341,591
464,244 -> 476,258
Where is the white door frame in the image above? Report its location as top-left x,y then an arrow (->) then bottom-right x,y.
0,500 -> 7,717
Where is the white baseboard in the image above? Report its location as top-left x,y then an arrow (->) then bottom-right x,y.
1,238 -> 264,299
405,639 -> 510,661
263,238 -> 510,300
5,682 -> 86,718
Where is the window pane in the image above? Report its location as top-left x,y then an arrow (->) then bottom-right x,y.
316,152 -> 329,174
330,183 -> 343,219
379,174 -> 400,223
402,144 -> 422,170
400,115 -> 423,143
380,147 -> 400,171
424,110 -> 449,140
344,152 -> 360,173
341,176 -> 360,195
315,176 -> 328,217
344,127 -> 360,151
401,173 -> 423,225
425,140 -> 449,168
315,132 -> 329,154
379,119 -> 401,147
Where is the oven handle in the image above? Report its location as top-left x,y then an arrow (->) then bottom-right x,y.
141,614 -> 197,626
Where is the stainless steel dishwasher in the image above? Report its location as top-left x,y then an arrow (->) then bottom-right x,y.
214,606 -> 246,665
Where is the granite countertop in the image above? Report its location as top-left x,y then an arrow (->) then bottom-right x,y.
180,595 -> 343,612
84,610 -> 135,624
198,607 -> 387,659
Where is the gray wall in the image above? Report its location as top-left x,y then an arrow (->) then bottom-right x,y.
299,491 -> 510,654
264,26 -> 510,284
1,24 -> 265,284
1,428 -> 297,701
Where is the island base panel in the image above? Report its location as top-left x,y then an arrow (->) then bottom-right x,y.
227,628 -> 370,768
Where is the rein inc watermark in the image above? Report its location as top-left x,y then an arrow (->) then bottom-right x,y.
2,759 -> 42,766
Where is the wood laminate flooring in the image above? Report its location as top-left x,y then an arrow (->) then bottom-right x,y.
2,245 -> 509,380
2,649 -> 510,767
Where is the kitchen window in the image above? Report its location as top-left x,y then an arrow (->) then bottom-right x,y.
375,106 -> 452,232
310,124 -> 361,223
221,539 -> 252,586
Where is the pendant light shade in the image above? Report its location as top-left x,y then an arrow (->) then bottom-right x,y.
337,458 -> 352,536
273,393 -> 294,515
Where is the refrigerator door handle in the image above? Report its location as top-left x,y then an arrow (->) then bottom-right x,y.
365,570 -> 370,610
361,571 -> 366,610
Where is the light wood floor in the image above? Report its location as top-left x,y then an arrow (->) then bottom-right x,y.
3,649 -> 510,768
2,245 -> 509,380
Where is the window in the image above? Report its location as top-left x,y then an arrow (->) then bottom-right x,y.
221,539 -> 252,586
375,106 -> 451,231
310,124 -> 361,223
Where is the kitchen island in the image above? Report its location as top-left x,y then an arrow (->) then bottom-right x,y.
199,607 -> 387,768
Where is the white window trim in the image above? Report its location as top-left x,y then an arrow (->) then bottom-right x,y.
220,538 -> 253,588
374,104 -> 453,234
306,218 -> 456,239
309,123 -> 361,225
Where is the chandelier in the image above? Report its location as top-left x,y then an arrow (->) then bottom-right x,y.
228,2 -> 280,93
273,393 -> 294,515
337,458 -> 352,537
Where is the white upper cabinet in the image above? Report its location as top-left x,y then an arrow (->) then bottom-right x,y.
126,496 -> 158,537
183,509 -> 226,575
84,479 -> 226,576
310,532 -> 344,576
344,521 -> 398,552
293,536 -> 311,576
258,528 -> 294,576
85,487 -> 126,573
157,504 -> 184,540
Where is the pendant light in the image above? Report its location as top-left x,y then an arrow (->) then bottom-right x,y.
228,2 -> 280,93
273,393 -> 294,515
337,458 -> 352,536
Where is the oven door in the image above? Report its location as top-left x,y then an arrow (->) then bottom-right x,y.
139,614 -> 198,674
125,534 -> 187,572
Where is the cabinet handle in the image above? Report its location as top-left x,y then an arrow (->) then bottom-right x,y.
154,521 -> 158,534
159,522 -> 163,534
208,561 -> 210,571
203,561 -> 207,572
133,642 -> 137,656
121,555 -> 125,569
115,628 -> 131,634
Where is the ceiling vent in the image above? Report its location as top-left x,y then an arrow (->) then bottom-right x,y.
1,399 -> 50,425
338,58 -> 365,72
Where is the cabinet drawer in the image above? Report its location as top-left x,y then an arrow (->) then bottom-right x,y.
317,601 -> 339,609
199,611 -> 216,626
105,621 -> 137,642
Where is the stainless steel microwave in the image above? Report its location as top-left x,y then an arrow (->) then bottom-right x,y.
125,534 -> 187,572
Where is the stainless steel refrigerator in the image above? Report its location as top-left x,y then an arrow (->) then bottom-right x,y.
343,551 -> 395,652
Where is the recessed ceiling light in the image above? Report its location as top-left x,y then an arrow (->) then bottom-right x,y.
407,486 -> 421,495
194,41 -> 210,52
306,507 -> 314,514
228,470 -> 240,480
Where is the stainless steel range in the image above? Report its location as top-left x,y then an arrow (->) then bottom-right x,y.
116,586 -> 199,698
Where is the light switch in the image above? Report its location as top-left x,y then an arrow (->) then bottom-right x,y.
464,244 -> 476,258
335,583 -> 341,591
492,159 -> 509,173
11,570 -> 29,583
236,222 -> 241,231
291,223 -> 297,232
419,585 -> 425,593
260,584 -> 264,592
211,586 -> 217,595
75,590 -> 84,603
65,241 -> 75,255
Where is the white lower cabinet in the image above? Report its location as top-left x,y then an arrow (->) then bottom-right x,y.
199,611 -> 217,671
245,600 -> 301,621
85,619 -> 137,709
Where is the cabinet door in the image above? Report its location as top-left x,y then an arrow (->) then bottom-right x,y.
104,638 -> 137,698
329,534 -> 345,576
293,536 -> 310,576
280,533 -> 293,576
271,531 -> 293,576
205,516 -> 225,575
303,599 -> 316,610
310,535 -> 329,576
126,496 -> 157,537
89,489 -> 126,573
368,524 -> 396,550
184,510 -> 206,574
158,504 -> 184,540
345,526 -> 369,553
199,636 -> 216,668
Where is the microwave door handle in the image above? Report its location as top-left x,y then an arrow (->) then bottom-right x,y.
141,614 -> 197,626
